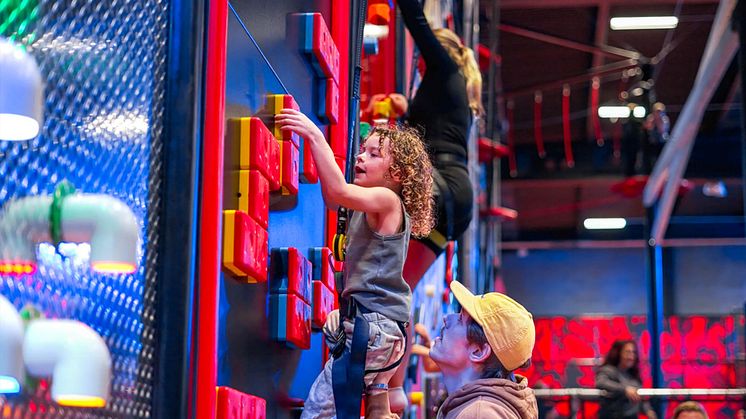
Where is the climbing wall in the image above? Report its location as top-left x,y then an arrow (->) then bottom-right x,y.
217,2 -> 338,418
0,0 -> 169,416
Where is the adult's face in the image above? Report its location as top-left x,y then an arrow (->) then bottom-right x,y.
619,342 -> 637,371
676,412 -> 706,419
430,310 -> 472,370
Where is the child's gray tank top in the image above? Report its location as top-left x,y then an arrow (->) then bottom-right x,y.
341,205 -> 412,323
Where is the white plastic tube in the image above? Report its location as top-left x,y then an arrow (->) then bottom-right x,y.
0,37 -> 43,141
23,319 -> 111,407
0,295 -> 24,393
0,194 -> 140,273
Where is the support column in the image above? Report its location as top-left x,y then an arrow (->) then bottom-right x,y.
732,5 -> 746,385
644,206 -> 664,416
736,0 -> 746,236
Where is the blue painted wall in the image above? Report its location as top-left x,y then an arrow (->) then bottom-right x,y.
502,248 -> 648,316
671,246 -> 746,315
218,1 -> 333,418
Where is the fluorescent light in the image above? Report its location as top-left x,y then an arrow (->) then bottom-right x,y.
598,106 -> 645,119
583,218 -> 627,230
598,106 -> 630,118
610,16 -> 678,30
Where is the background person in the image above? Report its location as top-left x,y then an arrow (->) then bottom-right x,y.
595,339 -> 657,419
672,401 -> 708,419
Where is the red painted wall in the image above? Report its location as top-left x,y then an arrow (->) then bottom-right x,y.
525,315 -> 745,418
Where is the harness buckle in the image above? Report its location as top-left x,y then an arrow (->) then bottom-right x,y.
329,326 -> 347,359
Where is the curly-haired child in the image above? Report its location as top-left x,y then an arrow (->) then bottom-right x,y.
276,109 -> 434,418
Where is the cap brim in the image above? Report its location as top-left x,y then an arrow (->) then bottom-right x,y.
449,281 -> 480,325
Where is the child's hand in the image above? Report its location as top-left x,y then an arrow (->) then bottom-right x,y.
274,108 -> 325,143
363,93 -> 387,116
387,93 -> 408,117
411,323 -> 440,373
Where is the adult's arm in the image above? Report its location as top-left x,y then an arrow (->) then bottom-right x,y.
397,0 -> 458,73
595,366 -> 626,395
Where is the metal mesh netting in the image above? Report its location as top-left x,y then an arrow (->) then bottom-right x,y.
0,0 -> 168,417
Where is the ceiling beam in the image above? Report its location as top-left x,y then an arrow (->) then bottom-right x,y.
505,59 -> 637,98
499,23 -> 641,61
501,0 -> 718,9
644,0 -> 737,203
644,0 -> 738,244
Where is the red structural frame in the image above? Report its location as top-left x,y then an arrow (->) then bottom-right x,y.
359,1 -> 397,116
534,91 -> 545,158
326,1 -> 351,249
561,84 -> 575,168
196,0 -> 228,418
507,99 -> 517,177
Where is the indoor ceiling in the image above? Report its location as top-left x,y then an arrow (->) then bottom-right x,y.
479,0 -> 744,243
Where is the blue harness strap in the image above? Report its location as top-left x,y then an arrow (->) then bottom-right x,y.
330,298 -> 409,418
332,314 -> 369,418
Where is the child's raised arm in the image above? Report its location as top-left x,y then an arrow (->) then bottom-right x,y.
275,109 -> 400,215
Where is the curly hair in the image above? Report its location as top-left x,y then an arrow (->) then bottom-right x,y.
367,124 -> 434,237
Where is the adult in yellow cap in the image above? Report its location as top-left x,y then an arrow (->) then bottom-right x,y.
428,280 -> 538,419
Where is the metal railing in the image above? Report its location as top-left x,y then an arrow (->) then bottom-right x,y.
532,388 -> 746,418
533,388 -> 746,399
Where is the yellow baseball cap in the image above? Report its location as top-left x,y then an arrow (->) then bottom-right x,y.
450,280 -> 535,371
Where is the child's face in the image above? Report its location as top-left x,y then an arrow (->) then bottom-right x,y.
353,134 -> 394,188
